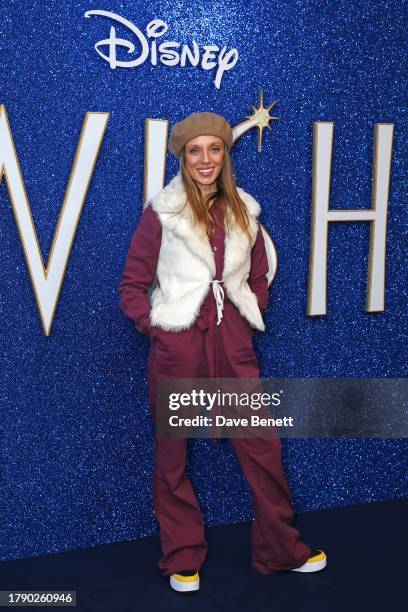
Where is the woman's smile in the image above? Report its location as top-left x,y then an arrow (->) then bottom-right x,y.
197,167 -> 215,176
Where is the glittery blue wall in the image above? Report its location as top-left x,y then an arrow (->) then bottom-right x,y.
0,1 -> 407,561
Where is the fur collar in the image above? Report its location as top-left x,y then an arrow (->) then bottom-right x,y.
146,171 -> 261,279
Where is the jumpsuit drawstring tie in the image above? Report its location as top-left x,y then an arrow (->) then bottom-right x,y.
211,280 -> 224,325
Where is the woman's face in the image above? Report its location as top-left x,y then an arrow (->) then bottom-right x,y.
184,135 -> 225,192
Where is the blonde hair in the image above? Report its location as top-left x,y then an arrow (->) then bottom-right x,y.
178,145 -> 252,243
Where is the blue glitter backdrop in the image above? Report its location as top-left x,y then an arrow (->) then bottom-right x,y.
0,0 -> 407,561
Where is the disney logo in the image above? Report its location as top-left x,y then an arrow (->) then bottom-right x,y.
84,10 -> 239,89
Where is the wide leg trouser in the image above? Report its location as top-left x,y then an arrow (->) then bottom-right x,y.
147,303 -> 312,576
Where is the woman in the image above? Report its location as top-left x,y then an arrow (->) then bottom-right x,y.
118,112 -> 327,593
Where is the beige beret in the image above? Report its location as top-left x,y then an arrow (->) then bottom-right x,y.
168,112 -> 233,158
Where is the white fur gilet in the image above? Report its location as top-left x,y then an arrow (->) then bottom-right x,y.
144,171 -> 265,332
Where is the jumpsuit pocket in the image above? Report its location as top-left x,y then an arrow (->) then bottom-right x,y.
149,325 -> 208,379
238,318 -> 260,366
151,327 -> 188,353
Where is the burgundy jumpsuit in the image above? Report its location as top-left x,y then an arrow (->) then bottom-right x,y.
118,199 -> 312,575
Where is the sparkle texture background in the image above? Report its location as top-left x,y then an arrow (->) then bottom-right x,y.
0,0 -> 407,560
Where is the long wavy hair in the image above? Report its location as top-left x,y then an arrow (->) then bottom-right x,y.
178,144 -> 253,243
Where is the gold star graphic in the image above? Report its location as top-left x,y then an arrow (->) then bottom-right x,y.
234,90 -> 279,152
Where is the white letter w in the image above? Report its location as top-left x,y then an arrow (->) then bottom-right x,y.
0,105 -> 109,334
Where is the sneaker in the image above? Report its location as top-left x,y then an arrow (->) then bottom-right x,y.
289,549 -> 327,573
169,570 -> 200,592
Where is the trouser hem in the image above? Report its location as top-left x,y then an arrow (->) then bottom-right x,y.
160,566 -> 202,577
252,552 -> 311,575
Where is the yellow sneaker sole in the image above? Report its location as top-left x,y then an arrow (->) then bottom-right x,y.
290,550 -> 327,573
170,571 -> 200,592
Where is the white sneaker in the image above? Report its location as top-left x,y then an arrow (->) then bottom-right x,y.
289,549 -> 327,573
169,570 -> 200,592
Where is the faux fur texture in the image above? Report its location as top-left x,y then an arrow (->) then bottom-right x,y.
144,171 -> 266,332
